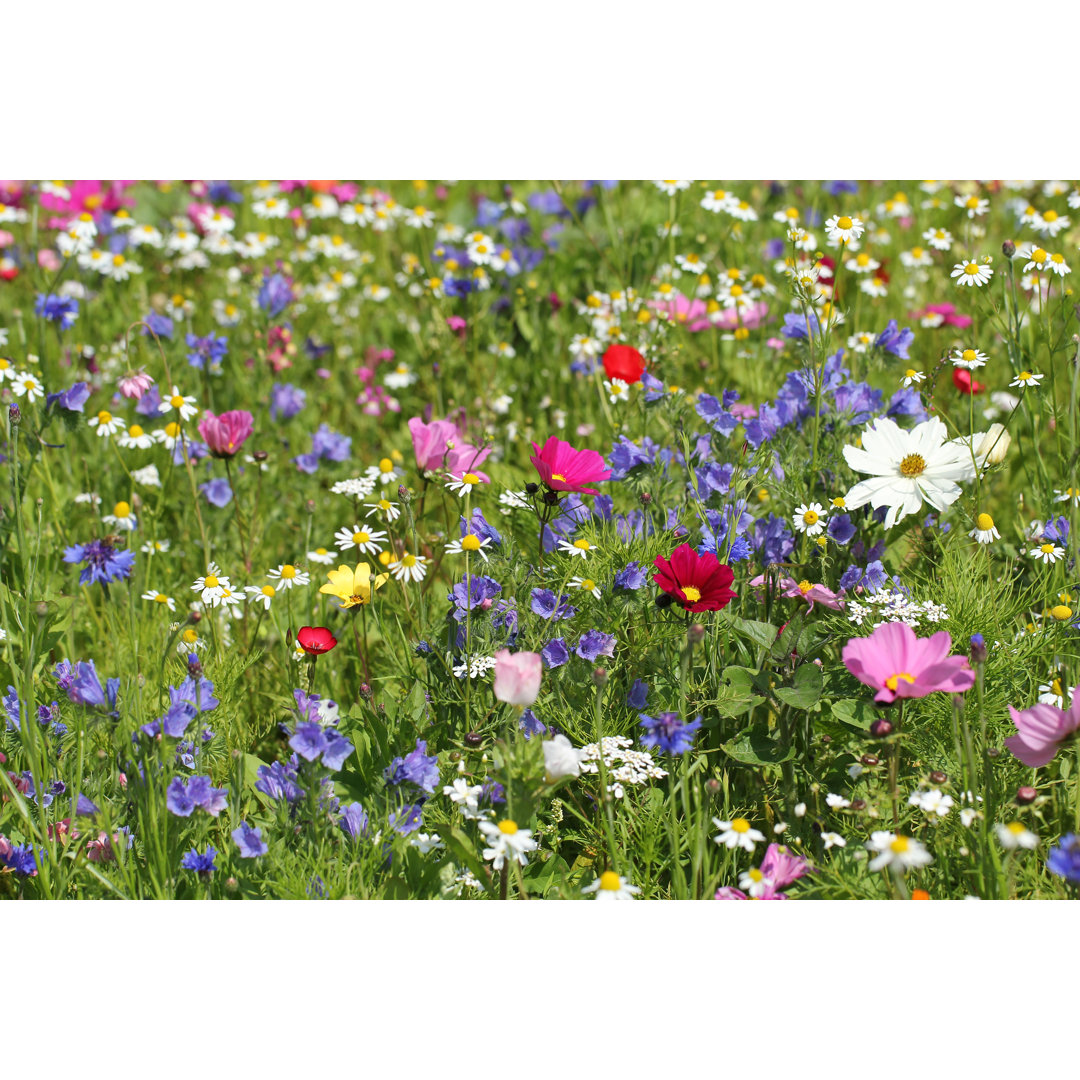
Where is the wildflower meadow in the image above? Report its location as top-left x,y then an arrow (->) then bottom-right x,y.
4,177 -> 1080,904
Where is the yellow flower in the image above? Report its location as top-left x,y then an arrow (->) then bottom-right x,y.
319,562 -> 388,609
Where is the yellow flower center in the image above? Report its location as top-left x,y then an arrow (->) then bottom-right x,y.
402,554 -> 417,568
964,262 -> 978,274
1041,543 -> 1056,554
976,513 -> 994,531
1044,210 -> 1058,223
1031,248 -> 1048,263
113,501 -> 131,518
97,410 -> 112,424
573,539 -> 591,551
682,586 -> 702,603
497,819 -> 519,835
966,196 -> 980,209
1006,822 -> 1026,836
798,580 -> 814,594
262,586 -> 276,597
170,395 -> 185,408
154,594 -> 168,604
581,579 -> 596,592
836,216 -> 853,230
112,254 -> 125,266
803,510 -> 819,525
203,574 -> 219,589
905,369 -> 918,379
730,284 -> 744,297
1051,253 -> 1064,264
730,818 -> 751,834
462,473 -> 481,485
461,535 -> 481,551
962,349 -> 977,363
911,247 -> 924,258
1019,371 -> 1032,381
353,532 -> 369,544
885,672 -> 916,691
832,497 -> 846,508
379,458 -> 393,473
165,422 -> 181,438
599,871 -> 622,891
890,836 -> 911,854
1050,605 -> 1073,620
747,868 -> 764,883
378,499 -> 392,511
280,565 -> 296,578
128,424 -> 144,438
856,253 -> 870,266
182,628 -> 199,644
899,453 -> 926,477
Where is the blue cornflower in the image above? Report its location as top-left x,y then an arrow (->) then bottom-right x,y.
199,478 -> 233,508
575,630 -> 616,662
626,679 -> 649,711
269,382 -> 306,421
180,846 -> 217,875
0,842 -> 39,876
141,311 -> 174,340
530,588 -> 577,621
443,277 -> 476,298
727,536 -> 753,563
825,181 -> 859,195
45,381 -> 90,413
257,273 -> 294,317
874,319 -> 914,360
613,562 -> 648,591
34,293 -> 79,329
62,539 -> 136,586
639,712 -> 703,755
542,638 -> 570,669
385,739 -> 440,794
207,181 -> 242,204
519,709 -> 547,739
339,802 -> 369,840
185,332 -> 228,371
1047,835 -> 1080,883
232,821 -> 268,858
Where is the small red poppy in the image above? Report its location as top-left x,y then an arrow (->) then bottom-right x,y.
952,368 -> 985,395
602,344 -> 646,385
297,625 -> 337,654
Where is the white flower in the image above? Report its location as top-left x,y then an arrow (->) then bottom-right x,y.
140,538 -> 170,554
159,386 -> 199,422
88,409 -> 124,437
445,472 -> 487,497
307,547 -> 335,565
955,194 -> 989,218
334,525 -> 387,555
557,538 -> 598,559
821,832 -> 846,850
908,789 -> 954,817
192,563 -> 230,604
410,833 -> 444,855
1029,543 -> 1064,564
960,808 -> 979,828
901,369 -> 925,388
995,822 -> 1038,850
244,584 -> 276,610
388,553 -> 428,583
951,348 -> 988,370
543,735 -> 583,782
443,777 -> 485,819
478,819 -> 537,870
267,564 -> 310,589
951,258 -> 994,287
825,793 -> 851,810
581,871 -> 641,900
712,817 -> 766,853
330,477 -> 377,498
604,378 -> 630,403
866,831 -> 933,872
131,464 -> 161,488
824,214 -> 865,245
923,227 -> 953,251
10,372 -> 44,403
842,415 -> 976,529
969,513 -> 1000,544
102,501 -> 137,531
793,502 -> 828,537
654,180 -> 692,195
141,590 -> 176,612
1009,370 -> 1044,390
364,498 -> 401,522
569,576 -> 602,600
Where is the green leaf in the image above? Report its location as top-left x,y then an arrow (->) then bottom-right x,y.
724,613 -> 780,651
720,726 -> 795,766
708,665 -> 766,718
774,662 -> 823,710
442,827 -> 493,893
831,698 -> 875,731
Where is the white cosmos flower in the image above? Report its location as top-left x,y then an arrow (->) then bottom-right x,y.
842,416 -> 976,529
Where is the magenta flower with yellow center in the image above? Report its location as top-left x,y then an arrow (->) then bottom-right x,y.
319,562 -> 388,609
841,622 -> 975,704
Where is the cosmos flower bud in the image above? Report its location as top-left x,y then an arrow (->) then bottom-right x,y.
525,482 -> 539,495
687,623 -> 706,646
850,798 -> 867,811
870,718 -> 894,738
253,450 -> 268,462
704,778 -> 722,796
591,667 -> 609,687
860,755 -> 880,767
1016,785 -> 1037,805
464,731 -> 483,748
1002,239 -> 1016,258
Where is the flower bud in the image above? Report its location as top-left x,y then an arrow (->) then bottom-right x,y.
9,403 -> 21,426
640,492 -> 653,505
687,623 -> 706,646
986,747 -> 1000,759
655,593 -> 675,610
591,667 -> 609,687
794,802 -> 807,818
253,450 -> 268,462
1002,239 -> 1016,258
969,633 -> 987,664
929,771 -> 948,785
359,683 -> 372,700
870,718 -> 894,738
225,876 -> 239,893
860,754 -> 879,767
850,798 -> 867,811
1016,785 -> 1037,805
542,489 -> 560,506
525,482 -> 539,495
464,731 -> 483,748
704,778 -> 721,796
398,483 -> 411,504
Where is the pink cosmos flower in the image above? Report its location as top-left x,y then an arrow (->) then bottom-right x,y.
750,574 -> 845,612
760,843 -> 812,889
40,180 -> 134,226
910,302 -> 973,330
409,417 -> 459,472
649,293 -> 713,331
444,440 -> 491,480
730,402 -> 758,420
37,249 -> 61,271
1005,692 -> 1080,768
493,649 -> 542,707
118,370 -> 155,401
198,410 -> 254,459
446,316 -> 467,339
709,301 -> 769,331
530,436 -> 611,495
841,622 -> 976,704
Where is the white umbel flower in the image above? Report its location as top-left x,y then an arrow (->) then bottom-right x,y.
842,415 -> 976,529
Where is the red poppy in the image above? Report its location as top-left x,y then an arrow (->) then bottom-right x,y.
952,368 -> 985,395
653,543 -> 737,613
297,625 -> 337,654
602,343 -> 646,384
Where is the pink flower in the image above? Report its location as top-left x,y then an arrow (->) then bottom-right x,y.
910,302 -> 973,330
709,301 -> 769,331
197,410 -> 254,459
750,574 -> 845,612
649,292 -> 713,331
766,337 -> 786,350
841,622 -> 976,704
493,649 -> 542,707
118,370 -> 155,400
445,441 -> 491,480
530,436 -> 611,496
730,402 -> 758,420
446,316 -> 467,339
408,417 -> 459,472
1005,693 -> 1080,768
760,843 -> 811,889
37,249 -> 61,271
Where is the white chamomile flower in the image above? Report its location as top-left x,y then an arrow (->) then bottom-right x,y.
581,872 -> 641,900
388,553 -> 429,583
901,369 -> 925,388
11,372 -> 45,403
334,526 -> 387,556
604,378 -> 631,403
1030,208 -> 1069,237
307,547 -> 335,565
252,196 -> 289,219
365,458 -> 403,488
923,227 -> 953,251
1009,370 -> 1044,390
995,821 -> 1038,850
159,386 -> 198,422
712,817 -> 766,853
1054,487 -> 1080,508
866,831 -> 933,872
951,257 -> 994,287
192,563 -> 230,604
478,818 -> 537,869
141,589 -> 176,613
825,793 -> 851,810
384,363 -> 416,389
140,538 -> 170,554
411,833 -> 443,854
442,778 -> 485,819
908,789 -> 954,817
102,501 -> 137,531
569,576 -> 602,600
700,189 -> 737,213
1029,542 -> 1064,564
1045,252 -> 1071,277
654,180 -> 692,195
267,564 -> 310,588
488,341 -> 516,359
557,538 -> 598,559
968,513 -> 1000,544
364,498 -> 401,523
951,348 -> 988,370
955,194 -> 989,218
444,534 -> 492,563
445,472 -> 488,497
737,868 -> 774,899
821,832 -> 846,850
244,584 -> 276,610
845,251 -> 880,274
117,423 -> 154,450
88,409 -> 124,438
824,214 -> 865,245
793,502 -> 827,537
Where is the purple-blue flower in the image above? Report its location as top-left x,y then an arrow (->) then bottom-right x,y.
542,638 -> 570,669
1047,834 -> 1080,882
639,712 -> 703,755
141,311 -> 174,339
626,679 -> 649,711
180,846 -> 217,875
613,562 -> 648,591
46,381 -> 90,413
199,477 -> 233,508
269,382 -> 306,421
35,293 -> 79,329
530,589 -> 577,621
874,319 -> 914,360
289,721 -> 329,762
339,802 -> 369,840
185,332 -> 228,371
232,821 -> 268,858
575,630 -> 616,662
63,539 -> 135,585
519,709 -> 547,739
385,739 -> 440,794
257,273 -> 294,317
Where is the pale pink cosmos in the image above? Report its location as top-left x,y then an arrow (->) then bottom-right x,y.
648,293 -> 713,331
444,440 -> 491,480
530,436 -> 611,496
198,410 -> 254,459
1005,691 -> 1080,768
750,574 -> 845,612
841,622 -> 976,704
408,417 -> 459,472
493,649 -> 542,707
710,301 -> 769,331
37,248 -> 61,271
118,370 -> 155,400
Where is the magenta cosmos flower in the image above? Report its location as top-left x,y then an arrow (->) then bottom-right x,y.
841,622 -> 975,704
749,574 -> 845,612
198,410 -> 254,459
1005,692 -> 1080,768
530,436 -> 611,496
408,417 -> 458,472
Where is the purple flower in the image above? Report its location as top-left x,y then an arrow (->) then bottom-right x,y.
385,739 -> 440,794
46,381 -> 90,413
626,679 -> 649,711
781,310 -> 820,340
727,536 -> 753,563
180,846 -> 217,875
141,311 -> 174,340
530,589 -> 577,621
874,319 -> 914,360
389,803 -> 424,835
310,423 -> 352,462
519,709 -> 547,739
542,638 -> 570,669
53,659 -> 118,713
3,686 -> 20,731
63,539 -> 136,586
166,777 -> 195,816
255,757 -> 304,805
0,842 -> 39,876
269,382 -> 306,421
289,721 -> 329,762
575,630 -> 616,662
827,514 -> 856,545
199,478 -> 233,508
460,508 -> 502,546
320,729 -> 353,772
34,292 -> 79,329
1047,834 -> 1080,882
257,273 -> 294,317
232,821 -> 268,858
172,676 -> 219,714
613,562 -> 648,591
142,701 -> 196,739
185,332 -> 228,371
339,802 -> 369,840
450,574 -> 502,619
76,793 -> 99,817
639,712 -> 703,755
186,775 -> 229,816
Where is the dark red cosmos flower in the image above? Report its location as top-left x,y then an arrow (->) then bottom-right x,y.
952,368 -> 985,395
653,543 -> 737,613
297,626 -> 337,654
602,343 -> 646,384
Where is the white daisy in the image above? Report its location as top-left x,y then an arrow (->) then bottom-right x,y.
158,386 -> 199,422
581,872 -> 641,900
334,526 -> 387,555
968,513 -> 1000,544
102,501 -> 137,531
388,552 -> 429,583
866,831 -> 933,872
444,534 -> 492,563
821,832 -> 846,850
267,564 -> 310,589
1010,370 -> 1044,390
192,563 -> 230,604
117,423 -> 155,450
951,348 -> 988,370
364,498 -> 401,523
712,817 -> 766,854
824,214 -> 865,245
10,372 -> 44,403
307,547 -> 336,565
951,258 -> 994,287
1029,543 -> 1064,564
88,409 -> 124,437
244,584 -> 276,611
793,502 -> 828,537
557,538 -> 598,559
923,227 -> 953,251
995,822 -> 1038,850
569,576 -> 602,600
478,818 -> 537,869
444,472 -> 488,497
141,590 -> 176,613
901,369 -> 926,388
